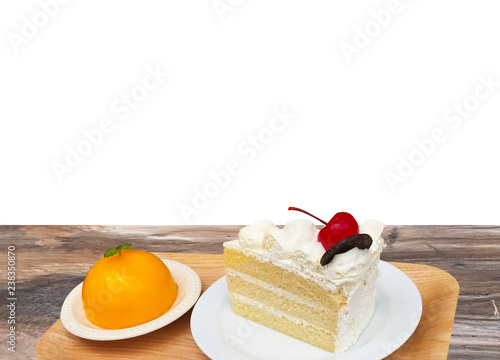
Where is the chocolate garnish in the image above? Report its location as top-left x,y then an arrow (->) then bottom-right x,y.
320,233 -> 373,266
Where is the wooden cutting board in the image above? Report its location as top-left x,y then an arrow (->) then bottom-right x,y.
36,253 -> 459,360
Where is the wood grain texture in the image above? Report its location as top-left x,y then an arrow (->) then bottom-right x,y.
35,254 -> 459,360
0,225 -> 499,359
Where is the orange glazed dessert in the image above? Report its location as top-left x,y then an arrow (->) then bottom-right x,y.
82,244 -> 178,329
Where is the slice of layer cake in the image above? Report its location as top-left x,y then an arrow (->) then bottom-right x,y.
223,213 -> 384,352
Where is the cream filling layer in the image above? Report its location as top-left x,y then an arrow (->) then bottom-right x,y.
226,269 -> 327,310
231,293 -> 335,336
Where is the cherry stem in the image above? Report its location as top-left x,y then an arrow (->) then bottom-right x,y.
288,207 -> 327,225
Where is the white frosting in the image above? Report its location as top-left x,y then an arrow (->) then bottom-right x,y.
292,241 -> 325,269
335,264 -> 378,351
226,218 -> 384,291
264,219 -> 318,259
359,219 -> 384,254
238,219 -> 277,249
323,247 -> 371,276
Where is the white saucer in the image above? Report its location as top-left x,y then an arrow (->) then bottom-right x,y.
190,261 -> 422,360
61,259 -> 201,340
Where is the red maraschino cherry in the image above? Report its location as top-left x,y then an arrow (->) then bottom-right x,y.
288,207 -> 359,250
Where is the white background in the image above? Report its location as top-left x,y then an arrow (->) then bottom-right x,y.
1,0 -> 500,225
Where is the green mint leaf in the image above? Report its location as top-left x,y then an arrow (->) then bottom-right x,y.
104,243 -> 132,258
104,248 -> 119,258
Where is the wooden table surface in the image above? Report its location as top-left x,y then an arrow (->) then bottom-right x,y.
0,225 -> 499,360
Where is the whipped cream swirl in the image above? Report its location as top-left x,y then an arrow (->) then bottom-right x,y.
232,218 -> 385,285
